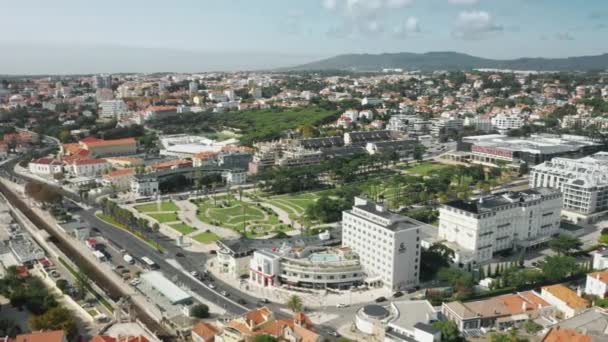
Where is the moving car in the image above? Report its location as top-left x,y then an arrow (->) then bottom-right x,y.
375,296 -> 387,303
336,303 -> 349,308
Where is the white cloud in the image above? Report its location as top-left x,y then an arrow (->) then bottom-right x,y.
386,0 -> 415,9
393,16 -> 421,38
448,0 -> 480,5
405,16 -> 420,33
453,10 -> 503,40
322,0 -> 338,10
555,32 -> 575,41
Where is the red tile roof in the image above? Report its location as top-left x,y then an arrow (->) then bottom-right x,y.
191,322 -> 219,341
103,168 -> 135,179
542,327 -> 591,342
588,271 -> 608,284
16,330 -> 65,342
72,158 -> 108,166
83,138 -> 136,147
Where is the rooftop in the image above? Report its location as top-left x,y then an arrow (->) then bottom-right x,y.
16,330 -> 65,342
140,271 -> 191,304
443,188 -> 560,214
388,300 -> 437,333
542,284 -> 590,310
588,271 -> 608,284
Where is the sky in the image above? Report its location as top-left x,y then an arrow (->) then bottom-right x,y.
0,0 -> 607,73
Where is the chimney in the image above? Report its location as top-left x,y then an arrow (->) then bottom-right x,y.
597,273 -> 601,280
577,286 -> 582,297
522,302 -> 528,312
479,196 -> 484,204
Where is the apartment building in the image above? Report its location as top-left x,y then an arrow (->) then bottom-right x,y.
99,99 -> 128,119
28,157 -> 63,176
438,189 -> 562,266
531,152 -> 608,222
491,113 -> 524,132
342,197 -> 421,291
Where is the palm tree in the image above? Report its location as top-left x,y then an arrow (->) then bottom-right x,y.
286,295 -> 303,313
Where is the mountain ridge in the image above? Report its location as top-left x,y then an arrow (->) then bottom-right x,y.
289,51 -> 608,72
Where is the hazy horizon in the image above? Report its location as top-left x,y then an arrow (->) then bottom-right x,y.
1,0 -> 607,74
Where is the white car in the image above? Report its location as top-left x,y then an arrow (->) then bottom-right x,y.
208,283 -> 216,289
336,303 -> 349,308
130,279 -> 141,286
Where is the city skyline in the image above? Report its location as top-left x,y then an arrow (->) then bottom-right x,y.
1,0 -> 607,73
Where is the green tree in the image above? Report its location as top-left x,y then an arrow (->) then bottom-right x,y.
542,255 -> 580,282
254,335 -> 279,342
29,307 -> 77,339
549,234 -> 582,256
286,295 -> 303,313
432,320 -> 464,342
414,145 -> 427,162
420,243 -> 454,281
490,329 -> 527,342
190,303 -> 210,319
523,320 -> 543,334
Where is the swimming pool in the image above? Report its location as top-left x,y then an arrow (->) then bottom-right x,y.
309,252 -> 340,263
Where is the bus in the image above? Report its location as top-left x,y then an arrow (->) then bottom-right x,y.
140,256 -> 158,270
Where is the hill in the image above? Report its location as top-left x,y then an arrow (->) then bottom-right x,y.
289,51 -> 608,72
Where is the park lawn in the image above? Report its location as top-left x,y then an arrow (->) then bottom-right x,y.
403,162 -> 449,176
192,231 -> 220,244
135,201 -> 178,213
148,212 -> 179,223
268,191 -> 322,216
169,223 -> 196,235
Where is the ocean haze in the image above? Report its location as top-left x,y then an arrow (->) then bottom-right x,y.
0,42 -> 324,75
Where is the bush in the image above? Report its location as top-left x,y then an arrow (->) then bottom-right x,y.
190,303 -> 209,318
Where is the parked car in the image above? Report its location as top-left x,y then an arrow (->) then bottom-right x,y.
336,303 -> 349,308
175,252 -> 185,258
220,290 -> 229,297
237,298 -> 247,305
375,296 -> 386,303
208,283 -> 216,289
393,291 -> 404,298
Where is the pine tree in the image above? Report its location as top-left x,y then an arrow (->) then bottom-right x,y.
479,266 -> 485,280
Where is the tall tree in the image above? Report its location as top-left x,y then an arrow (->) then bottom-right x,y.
286,295 -> 303,313
549,234 -> 582,256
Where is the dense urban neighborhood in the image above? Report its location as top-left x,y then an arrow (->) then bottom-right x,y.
1,66 -> 608,342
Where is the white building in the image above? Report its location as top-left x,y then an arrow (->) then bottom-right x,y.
342,197 -> 421,291
249,246 -> 365,290
438,189 -> 562,266
131,176 -> 159,197
592,248 -> 608,270
385,301 -> 440,342
531,152 -> 608,222
99,100 -> 128,119
362,97 -> 383,106
585,271 -> 608,299
343,109 -> 359,122
68,159 -> 110,177
540,284 -> 589,319
431,118 -> 464,137
221,170 -> 247,185
28,158 -> 63,176
491,114 -> 524,133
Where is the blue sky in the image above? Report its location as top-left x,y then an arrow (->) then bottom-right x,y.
0,0 -> 607,73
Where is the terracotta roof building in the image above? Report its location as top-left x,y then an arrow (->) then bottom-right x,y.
542,327 -> 591,342
15,330 -> 66,342
541,284 -> 590,319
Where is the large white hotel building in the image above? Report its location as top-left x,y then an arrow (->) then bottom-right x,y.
438,189 -> 562,267
530,152 -> 608,223
342,197 -> 421,291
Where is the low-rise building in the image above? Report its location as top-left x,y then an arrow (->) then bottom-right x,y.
28,157 -> 63,176
584,271 -> 608,299
102,168 -> 136,190
68,158 -> 110,177
131,175 -> 159,197
385,301 -> 440,342
192,322 -> 219,342
15,330 -> 67,342
249,246 -> 364,290
441,291 -> 553,332
592,247 -> 608,270
540,284 -> 590,319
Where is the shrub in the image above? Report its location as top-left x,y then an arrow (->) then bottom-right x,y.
190,304 -> 210,319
